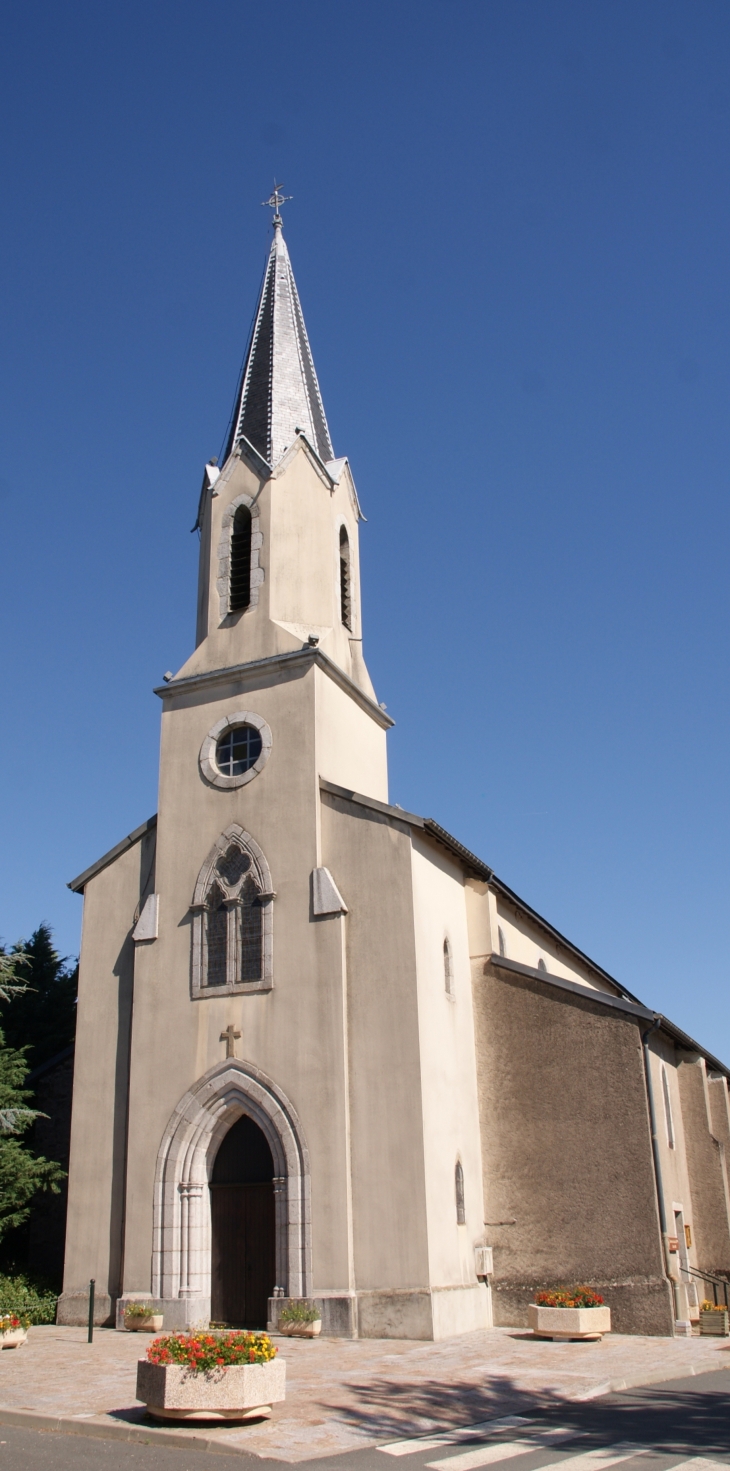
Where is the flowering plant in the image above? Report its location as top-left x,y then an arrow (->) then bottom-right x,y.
0,1312 -> 30,1331
700,1300 -> 729,1313
147,1331 -> 277,1373
125,1301 -> 154,1320
279,1301 -> 320,1324
534,1287 -> 604,1309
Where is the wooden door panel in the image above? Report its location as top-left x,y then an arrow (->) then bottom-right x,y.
210,1182 -> 275,1327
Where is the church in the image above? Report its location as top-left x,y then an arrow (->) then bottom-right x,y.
59,196 -> 730,1340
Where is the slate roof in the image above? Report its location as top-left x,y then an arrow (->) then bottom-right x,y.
224,219 -> 333,469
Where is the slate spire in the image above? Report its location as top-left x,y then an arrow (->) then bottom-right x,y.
225,209 -> 333,469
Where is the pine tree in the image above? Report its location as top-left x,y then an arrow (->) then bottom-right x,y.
2,926 -> 77,1070
0,951 -> 65,1239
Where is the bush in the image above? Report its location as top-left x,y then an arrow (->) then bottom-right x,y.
0,1273 -> 58,1324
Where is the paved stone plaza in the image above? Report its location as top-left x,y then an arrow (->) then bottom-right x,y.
0,1327 -> 726,1461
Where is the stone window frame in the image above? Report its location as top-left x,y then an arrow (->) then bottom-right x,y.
190,824 -> 274,998
217,492 -> 263,622
199,710 -> 272,791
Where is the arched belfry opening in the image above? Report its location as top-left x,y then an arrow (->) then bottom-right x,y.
210,1114 -> 275,1327
229,504 -> 252,612
152,1061 -> 311,1321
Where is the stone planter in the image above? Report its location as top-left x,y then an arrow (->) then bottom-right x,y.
278,1317 -> 322,1338
528,1304 -> 611,1341
136,1357 -> 286,1422
125,1314 -> 163,1333
700,1309 -> 729,1337
0,1327 -> 27,1349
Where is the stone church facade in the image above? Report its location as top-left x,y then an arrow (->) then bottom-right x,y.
59,205 -> 730,1339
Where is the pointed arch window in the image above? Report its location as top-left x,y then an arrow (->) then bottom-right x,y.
443,938 -> 454,997
339,525 -> 352,630
191,826 -> 274,997
229,505 -> 252,612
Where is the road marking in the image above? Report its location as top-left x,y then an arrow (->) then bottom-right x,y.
380,1418 -> 533,1457
428,1439 -> 649,1471
540,1447 -> 651,1471
665,1462 -> 729,1470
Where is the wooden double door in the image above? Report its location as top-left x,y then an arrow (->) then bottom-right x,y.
209,1114 -> 276,1328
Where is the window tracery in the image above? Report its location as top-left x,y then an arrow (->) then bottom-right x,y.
191,826 -> 274,997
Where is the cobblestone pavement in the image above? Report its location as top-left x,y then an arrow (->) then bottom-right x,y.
0,1326 -> 725,1462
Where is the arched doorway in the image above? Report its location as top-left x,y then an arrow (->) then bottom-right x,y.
210,1114 -> 275,1327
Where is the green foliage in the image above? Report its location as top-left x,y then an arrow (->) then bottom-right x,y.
125,1301 -> 154,1319
1,925 -> 77,1070
0,934 -> 68,1240
0,1272 -> 58,1324
278,1300 -> 320,1324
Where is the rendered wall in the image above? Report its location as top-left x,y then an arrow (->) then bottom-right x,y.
320,791 -> 433,1335
677,1058 -> 730,1276
409,836 -> 487,1306
472,962 -> 673,1335
59,829 -> 154,1323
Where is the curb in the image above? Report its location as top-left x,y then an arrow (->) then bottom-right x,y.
0,1407 -> 258,1457
0,1353 -> 727,1460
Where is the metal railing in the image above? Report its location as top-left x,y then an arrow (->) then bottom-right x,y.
686,1265 -> 729,1307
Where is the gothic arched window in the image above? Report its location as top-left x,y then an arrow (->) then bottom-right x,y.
455,1160 -> 466,1225
339,525 -> 351,630
229,505 -> 252,612
443,937 -> 454,997
191,825 -> 274,997
537,957 -> 547,974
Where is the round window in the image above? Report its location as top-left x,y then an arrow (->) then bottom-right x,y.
216,725 -> 263,777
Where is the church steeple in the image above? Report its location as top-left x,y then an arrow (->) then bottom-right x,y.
224,192 -> 333,469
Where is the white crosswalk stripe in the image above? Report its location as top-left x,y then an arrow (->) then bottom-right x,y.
379,1418 -> 534,1457
666,1462 -> 728,1470
428,1429 -> 579,1471
528,1446 -> 650,1471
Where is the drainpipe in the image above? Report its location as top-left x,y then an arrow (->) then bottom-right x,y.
642,1017 -> 682,1327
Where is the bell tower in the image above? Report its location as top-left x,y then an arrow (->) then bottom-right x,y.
182,191 -> 377,706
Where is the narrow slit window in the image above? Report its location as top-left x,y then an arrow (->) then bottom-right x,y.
455,1160 -> 465,1224
229,505 -> 252,612
498,926 -> 506,957
443,938 -> 454,996
339,525 -> 352,630
537,957 -> 547,973
661,1063 -> 675,1149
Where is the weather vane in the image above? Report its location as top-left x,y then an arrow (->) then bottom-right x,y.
262,182 -> 292,226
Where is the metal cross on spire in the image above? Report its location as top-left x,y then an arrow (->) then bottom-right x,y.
262,182 -> 292,227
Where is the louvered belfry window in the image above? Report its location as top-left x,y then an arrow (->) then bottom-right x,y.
339,525 -> 351,630
229,505 -> 252,612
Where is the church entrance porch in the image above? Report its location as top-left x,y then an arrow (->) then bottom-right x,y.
149,1060 -> 311,1331
210,1114 -> 275,1327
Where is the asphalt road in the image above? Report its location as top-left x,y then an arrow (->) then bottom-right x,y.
0,1368 -> 727,1471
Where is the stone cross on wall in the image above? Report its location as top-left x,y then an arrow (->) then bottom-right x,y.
220,1024 -> 241,1059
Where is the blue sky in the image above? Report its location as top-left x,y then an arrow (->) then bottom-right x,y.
1,2 -> 729,1058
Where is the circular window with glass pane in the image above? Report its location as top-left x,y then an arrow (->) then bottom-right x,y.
199,710 -> 272,789
216,724 -> 263,776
